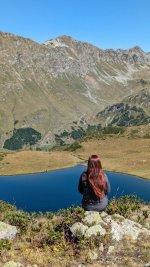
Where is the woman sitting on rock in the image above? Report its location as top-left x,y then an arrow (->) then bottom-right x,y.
78,154 -> 111,211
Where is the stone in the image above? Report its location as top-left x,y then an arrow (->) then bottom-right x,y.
3,261 -> 23,267
83,211 -> 104,226
0,221 -> 18,240
104,215 -> 112,224
70,222 -> 88,236
87,251 -> 98,261
85,224 -> 106,238
107,245 -> 115,254
111,218 -> 150,241
144,263 -> 150,267
112,213 -> 124,221
99,243 -> 104,252
100,211 -> 108,218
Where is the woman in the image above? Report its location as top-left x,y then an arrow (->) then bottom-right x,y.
78,155 -> 111,211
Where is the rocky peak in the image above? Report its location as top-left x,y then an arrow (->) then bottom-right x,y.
43,35 -> 75,48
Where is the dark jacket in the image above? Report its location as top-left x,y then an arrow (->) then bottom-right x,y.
78,171 -> 111,211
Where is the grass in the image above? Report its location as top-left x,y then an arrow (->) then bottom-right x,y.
0,125 -> 150,179
0,150 -> 81,176
0,197 -> 149,267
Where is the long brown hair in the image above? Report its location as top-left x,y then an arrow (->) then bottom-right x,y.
87,155 -> 107,198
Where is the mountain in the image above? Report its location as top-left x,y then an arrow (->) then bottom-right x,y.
0,31 -> 150,150
96,89 -> 150,127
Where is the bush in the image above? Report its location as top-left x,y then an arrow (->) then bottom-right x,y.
65,141 -> 82,152
106,195 -> 141,217
5,211 -> 31,233
102,126 -> 125,135
143,133 -> 150,139
0,200 -> 16,213
3,128 -> 41,150
0,240 -> 12,252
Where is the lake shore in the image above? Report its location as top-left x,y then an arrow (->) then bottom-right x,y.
0,135 -> 150,179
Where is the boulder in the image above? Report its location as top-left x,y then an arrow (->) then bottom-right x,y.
85,224 -> 106,238
111,218 -> 150,241
107,245 -> 115,254
87,250 -> 98,261
0,221 -> 18,240
70,222 -> 88,236
83,211 -> 104,226
3,261 -> 23,267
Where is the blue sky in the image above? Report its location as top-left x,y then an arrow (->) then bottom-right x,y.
0,0 -> 150,51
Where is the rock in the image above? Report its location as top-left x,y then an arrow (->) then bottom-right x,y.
85,224 -> 106,238
83,211 -> 104,226
3,261 -> 23,267
100,211 -> 108,218
111,218 -> 150,241
0,221 -> 18,240
77,265 -> 86,267
107,245 -> 115,254
99,243 -> 104,252
87,251 -> 98,261
104,215 -> 112,224
27,265 -> 38,267
144,263 -> 150,267
144,217 -> 150,229
70,222 -> 88,236
112,213 -> 124,221
145,222 -> 150,230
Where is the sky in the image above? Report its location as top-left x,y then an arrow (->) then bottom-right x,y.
0,0 -> 150,51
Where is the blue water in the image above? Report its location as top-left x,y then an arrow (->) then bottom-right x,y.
0,165 -> 149,212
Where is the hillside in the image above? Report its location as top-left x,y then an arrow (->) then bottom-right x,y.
0,125 -> 150,179
0,31 -> 150,150
0,197 -> 150,267
96,88 -> 150,127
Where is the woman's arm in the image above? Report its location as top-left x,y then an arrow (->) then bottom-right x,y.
78,174 -> 83,194
105,174 -> 111,194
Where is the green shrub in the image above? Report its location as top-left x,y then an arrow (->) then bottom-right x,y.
0,153 -> 7,161
0,240 -> 12,252
103,126 -> 125,135
3,128 -> 41,150
106,195 -> 141,217
143,133 -> 150,139
70,128 -> 85,140
65,141 -> 82,152
0,200 -> 16,213
5,211 -> 31,233
47,230 -> 61,244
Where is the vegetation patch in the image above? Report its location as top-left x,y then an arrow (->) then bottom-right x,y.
143,133 -> 150,139
65,141 -> 82,152
0,152 -> 7,161
109,104 -> 150,127
106,195 -> 142,217
102,126 -> 125,135
0,197 -> 149,266
3,128 -> 41,150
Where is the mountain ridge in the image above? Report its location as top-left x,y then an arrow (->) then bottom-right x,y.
0,31 -> 150,150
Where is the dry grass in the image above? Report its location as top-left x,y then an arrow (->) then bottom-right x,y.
0,131 -> 149,179
74,136 -> 150,179
0,150 -> 81,176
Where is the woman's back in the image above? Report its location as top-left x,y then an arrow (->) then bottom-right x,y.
78,155 -> 111,211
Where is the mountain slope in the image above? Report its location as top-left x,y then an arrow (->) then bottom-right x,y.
0,32 -> 150,149
96,88 -> 150,127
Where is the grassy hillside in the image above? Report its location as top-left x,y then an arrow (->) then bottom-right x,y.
0,125 -> 149,179
0,32 -> 150,150
0,196 -> 149,267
